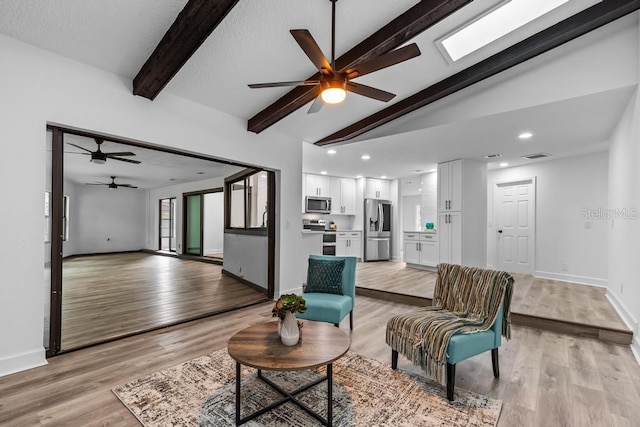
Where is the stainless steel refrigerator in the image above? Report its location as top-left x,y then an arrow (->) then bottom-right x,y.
364,198 -> 392,261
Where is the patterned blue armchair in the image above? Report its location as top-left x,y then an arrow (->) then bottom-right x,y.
297,255 -> 357,330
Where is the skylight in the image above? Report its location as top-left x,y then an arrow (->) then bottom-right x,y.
441,0 -> 570,62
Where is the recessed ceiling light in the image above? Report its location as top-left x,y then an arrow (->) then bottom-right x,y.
327,149 -> 337,155
519,132 -> 533,140
484,153 -> 502,158
361,155 -> 371,160
320,171 -> 328,175
418,188 -> 422,192
380,175 -> 387,179
169,178 -> 176,181
499,162 -> 509,167
197,171 -> 205,175
356,175 -> 362,178
441,0 -> 569,61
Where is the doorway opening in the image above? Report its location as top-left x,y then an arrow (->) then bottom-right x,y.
159,197 -> 177,252
183,188 -> 224,260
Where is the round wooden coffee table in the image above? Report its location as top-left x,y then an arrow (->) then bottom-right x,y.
228,320 -> 350,426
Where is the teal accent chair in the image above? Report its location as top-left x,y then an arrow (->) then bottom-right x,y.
297,255 -> 357,330
391,305 -> 504,401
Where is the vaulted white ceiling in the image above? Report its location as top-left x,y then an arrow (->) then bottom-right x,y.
2,1 -> 639,181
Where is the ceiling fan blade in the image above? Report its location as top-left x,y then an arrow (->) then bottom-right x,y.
345,43 -> 421,79
346,81 -> 396,102
248,80 -> 320,89
118,184 -> 138,188
290,29 -> 333,74
85,183 -> 107,186
67,143 -> 93,153
104,151 -> 136,157
110,157 -> 141,164
307,96 -> 324,114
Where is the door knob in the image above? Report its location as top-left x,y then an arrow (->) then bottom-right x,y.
498,230 -> 503,233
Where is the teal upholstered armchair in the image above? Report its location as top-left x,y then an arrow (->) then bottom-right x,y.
387,264 -> 514,401
297,255 -> 357,330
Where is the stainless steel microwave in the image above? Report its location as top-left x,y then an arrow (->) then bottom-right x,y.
305,196 -> 332,214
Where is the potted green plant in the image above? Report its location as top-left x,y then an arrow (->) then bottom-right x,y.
272,293 -> 306,346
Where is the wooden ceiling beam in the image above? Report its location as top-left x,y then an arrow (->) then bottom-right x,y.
247,0 -> 473,134
315,0 -> 640,146
133,0 -> 240,100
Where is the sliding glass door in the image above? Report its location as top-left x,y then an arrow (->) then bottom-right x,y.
159,198 -> 176,252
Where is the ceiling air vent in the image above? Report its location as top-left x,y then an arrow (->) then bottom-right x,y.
484,154 -> 502,158
522,152 -> 551,160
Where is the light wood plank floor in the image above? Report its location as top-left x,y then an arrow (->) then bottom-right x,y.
61,253 -> 268,350
356,261 -> 629,331
2,297 -> 639,426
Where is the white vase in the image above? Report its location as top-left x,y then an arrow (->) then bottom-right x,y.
280,311 -> 299,346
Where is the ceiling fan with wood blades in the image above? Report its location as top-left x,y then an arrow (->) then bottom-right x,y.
248,0 -> 421,113
68,138 -> 141,164
85,176 -> 138,189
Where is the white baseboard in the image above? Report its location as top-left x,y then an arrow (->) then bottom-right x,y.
533,271 -> 608,288
632,336 -> 640,367
0,348 -> 47,378
606,290 -> 638,333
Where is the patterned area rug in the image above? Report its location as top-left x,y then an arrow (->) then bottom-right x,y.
113,349 -> 501,426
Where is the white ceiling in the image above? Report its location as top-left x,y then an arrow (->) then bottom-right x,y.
2,0 -> 638,181
50,133 -> 243,190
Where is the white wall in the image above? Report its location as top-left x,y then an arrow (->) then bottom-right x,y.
61,180 -> 80,257
0,34 -> 304,377
64,185 -> 147,255
487,152 -> 609,286
203,192 -> 224,254
223,234 -> 268,289
608,86 -> 640,358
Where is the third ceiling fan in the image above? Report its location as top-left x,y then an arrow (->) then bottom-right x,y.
248,0 -> 421,113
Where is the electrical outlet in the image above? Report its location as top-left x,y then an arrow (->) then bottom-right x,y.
561,263 -> 568,272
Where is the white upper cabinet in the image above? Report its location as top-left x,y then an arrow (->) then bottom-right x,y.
365,178 -> 390,200
304,173 -> 332,197
331,177 -> 356,215
438,160 -> 462,211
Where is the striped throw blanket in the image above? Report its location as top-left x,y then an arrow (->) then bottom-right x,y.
386,263 -> 514,385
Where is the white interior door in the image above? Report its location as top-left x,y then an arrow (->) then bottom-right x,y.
495,180 -> 535,274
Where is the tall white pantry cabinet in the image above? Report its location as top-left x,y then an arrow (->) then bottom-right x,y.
437,159 -> 486,267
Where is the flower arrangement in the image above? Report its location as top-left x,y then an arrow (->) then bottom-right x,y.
272,293 -> 307,320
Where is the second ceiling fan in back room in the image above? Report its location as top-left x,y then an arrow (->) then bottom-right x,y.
248,0 -> 421,113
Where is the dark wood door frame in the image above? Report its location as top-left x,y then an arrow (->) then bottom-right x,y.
182,188 -> 223,257
158,197 -> 177,252
46,124 -> 277,356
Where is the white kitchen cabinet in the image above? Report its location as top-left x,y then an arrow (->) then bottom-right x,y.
436,159 -> 485,267
330,177 -> 356,215
304,173 -> 331,197
404,231 -> 438,268
438,160 -> 462,211
365,178 -> 390,200
438,212 -> 461,265
336,231 -> 361,259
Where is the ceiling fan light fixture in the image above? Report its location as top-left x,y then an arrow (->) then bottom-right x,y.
321,80 -> 347,104
91,157 -> 107,165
